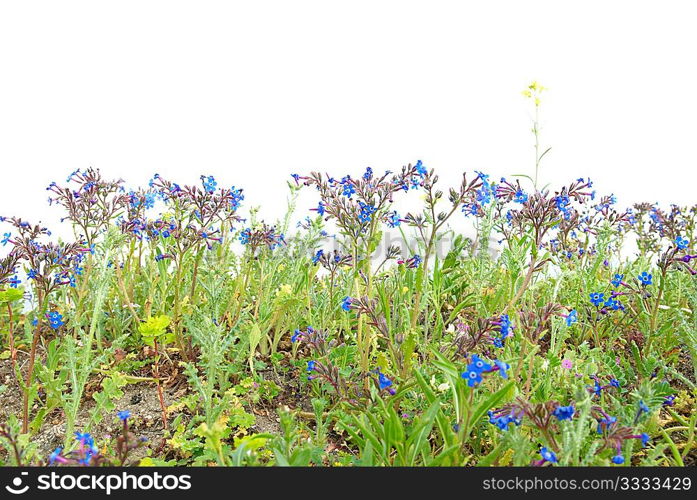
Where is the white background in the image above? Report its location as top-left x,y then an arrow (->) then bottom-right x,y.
1,1 -> 696,237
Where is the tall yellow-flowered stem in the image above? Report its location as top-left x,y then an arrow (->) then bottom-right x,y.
523,81 -> 547,192
533,101 -> 541,191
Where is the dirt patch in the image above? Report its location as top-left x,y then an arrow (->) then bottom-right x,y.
0,357 -> 190,463
0,352 -> 315,464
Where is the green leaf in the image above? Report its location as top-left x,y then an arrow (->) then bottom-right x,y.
476,441 -> 507,466
0,288 -> 24,303
139,315 -> 171,346
248,323 -> 262,374
467,381 -> 515,436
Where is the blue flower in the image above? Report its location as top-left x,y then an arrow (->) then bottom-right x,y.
462,203 -> 479,217
469,354 -> 492,373
638,271 -> 653,286
117,410 -> 131,421
461,368 -> 483,387
1,232 -> 10,246
307,360 -> 316,373
540,447 -> 558,463
475,170 -> 490,182
201,175 -> 217,193
47,311 -> 64,330
79,452 -> 95,466
74,431 -> 94,448
313,201 -> 326,216
386,211 -> 401,228
66,169 -> 80,182
591,380 -> 604,397
229,187 -> 244,211
609,378 -> 621,388
589,292 -> 605,307
48,447 -> 62,465
553,405 -> 575,421
513,189 -> 528,204
487,410 -> 521,430
597,415 -> 617,433
341,296 -> 353,312
476,185 -> 493,205
239,228 -> 251,245
415,160 -> 427,176
489,415 -> 511,430
611,273 -> 624,287
604,297 -> 622,310
493,359 -> 510,379
612,454 -> 625,464
675,236 -> 689,250
311,249 -> 323,264
144,192 -> 156,209
555,194 -> 572,219
498,314 -> 513,337
377,372 -> 393,391
408,254 -> 422,268
566,309 -> 578,326
639,433 -> 650,447
358,202 -> 377,224
340,177 -> 356,198
638,400 -> 649,414
493,314 -> 515,347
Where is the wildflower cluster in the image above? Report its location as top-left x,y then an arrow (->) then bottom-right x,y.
0,151 -> 691,469
239,223 -> 286,253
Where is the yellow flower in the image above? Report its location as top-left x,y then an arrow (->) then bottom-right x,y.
276,284 -> 292,297
528,81 -> 546,92
402,286 -> 409,294
522,81 -> 546,103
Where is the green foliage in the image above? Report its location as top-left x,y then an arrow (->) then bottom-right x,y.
0,155 -> 694,469
139,315 -> 173,347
